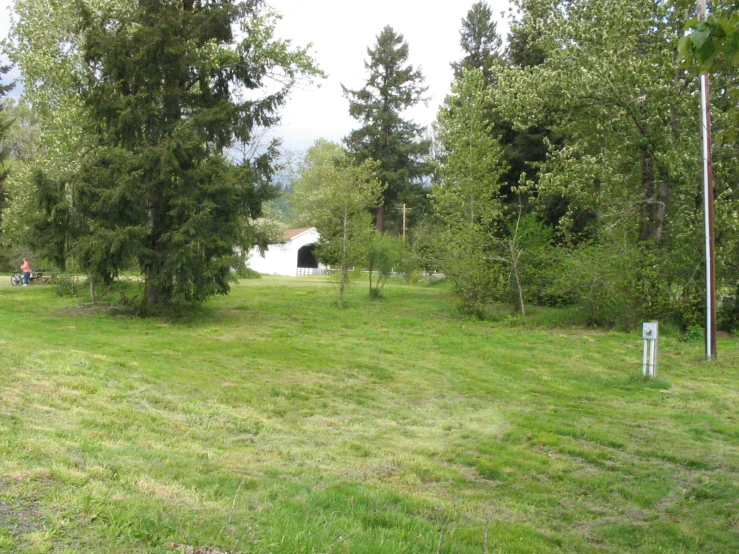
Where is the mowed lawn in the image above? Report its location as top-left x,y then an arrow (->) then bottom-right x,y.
0,276 -> 737,553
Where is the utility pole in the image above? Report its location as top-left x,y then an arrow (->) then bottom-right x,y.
698,0 -> 717,359
396,203 -> 411,242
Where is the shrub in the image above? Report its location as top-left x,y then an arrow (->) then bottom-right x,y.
718,288 -> 739,334
234,266 -> 262,280
540,242 -> 672,328
54,272 -> 77,297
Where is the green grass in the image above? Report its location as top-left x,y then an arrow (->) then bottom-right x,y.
0,275 -> 737,553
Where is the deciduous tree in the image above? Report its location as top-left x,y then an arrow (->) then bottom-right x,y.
0,67 -> 15,268
292,140 -> 384,306
430,69 -> 507,314
495,0 -> 739,326
0,66 -> 14,215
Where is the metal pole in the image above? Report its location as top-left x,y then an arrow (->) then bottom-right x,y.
650,337 -> 658,377
698,0 -> 717,359
643,338 -> 649,376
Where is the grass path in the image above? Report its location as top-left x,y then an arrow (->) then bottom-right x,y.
0,276 -> 737,553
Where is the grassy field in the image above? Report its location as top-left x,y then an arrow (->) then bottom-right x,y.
0,275 -> 737,553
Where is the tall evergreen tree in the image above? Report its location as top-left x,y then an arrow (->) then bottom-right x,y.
73,0 -> 316,306
342,25 -> 431,233
452,1 -> 502,87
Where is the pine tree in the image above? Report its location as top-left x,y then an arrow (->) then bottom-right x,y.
451,2 -> 502,88
342,26 -> 431,233
74,0 -> 316,306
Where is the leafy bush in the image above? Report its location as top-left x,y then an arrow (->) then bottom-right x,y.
718,288 -> 739,334
234,266 -> 262,280
681,324 -> 704,342
366,233 -> 404,299
53,272 -> 77,297
539,242 -> 674,328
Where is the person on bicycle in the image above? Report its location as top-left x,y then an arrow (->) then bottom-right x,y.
21,258 -> 31,286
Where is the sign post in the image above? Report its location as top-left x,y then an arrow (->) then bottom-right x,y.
642,322 -> 658,378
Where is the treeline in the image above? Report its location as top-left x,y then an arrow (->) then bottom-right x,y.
0,0 -> 319,307
284,0 -> 739,331
0,0 -> 738,330
435,0 -> 739,331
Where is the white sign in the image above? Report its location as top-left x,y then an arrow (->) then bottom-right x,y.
642,321 -> 658,378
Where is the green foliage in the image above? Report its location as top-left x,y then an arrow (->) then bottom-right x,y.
479,0 -> 739,333
452,1 -> 503,87
0,66 -> 13,190
3,0 -> 103,257
680,14 -> 739,71
429,69 -> 507,315
366,232 -> 404,298
292,140 -> 384,306
64,0 -> 319,307
53,271 -> 78,297
25,170 -> 76,272
0,100 -> 39,166
343,26 -> 431,233
395,241 -> 423,284
5,0 -> 319,308
462,1 -> 553,221
547,243 -> 647,327
237,217 -> 283,273
718,287 -> 739,334
233,265 -> 262,279
679,8 -> 739,144
0,67 -> 16,268
431,224 -> 508,318
538,240 -> 704,329
501,0 -> 701,244
682,324 -> 704,342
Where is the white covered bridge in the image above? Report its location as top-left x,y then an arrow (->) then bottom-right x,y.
246,227 -> 326,276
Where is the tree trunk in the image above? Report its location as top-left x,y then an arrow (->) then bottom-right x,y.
639,146 -> 667,244
339,206 -> 348,307
145,198 -> 164,306
376,205 -> 385,233
145,275 -> 163,306
368,247 -> 375,297
88,273 -> 95,304
512,251 -> 525,317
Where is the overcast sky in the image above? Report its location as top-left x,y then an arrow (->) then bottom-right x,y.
1,0 -> 512,153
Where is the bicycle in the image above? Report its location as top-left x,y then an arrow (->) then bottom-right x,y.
11,270 -> 45,286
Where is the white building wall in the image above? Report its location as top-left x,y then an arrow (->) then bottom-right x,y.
246,228 -> 322,276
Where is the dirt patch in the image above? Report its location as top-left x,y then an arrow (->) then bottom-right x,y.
54,303 -> 135,317
0,482 -> 45,544
170,543 -> 239,554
